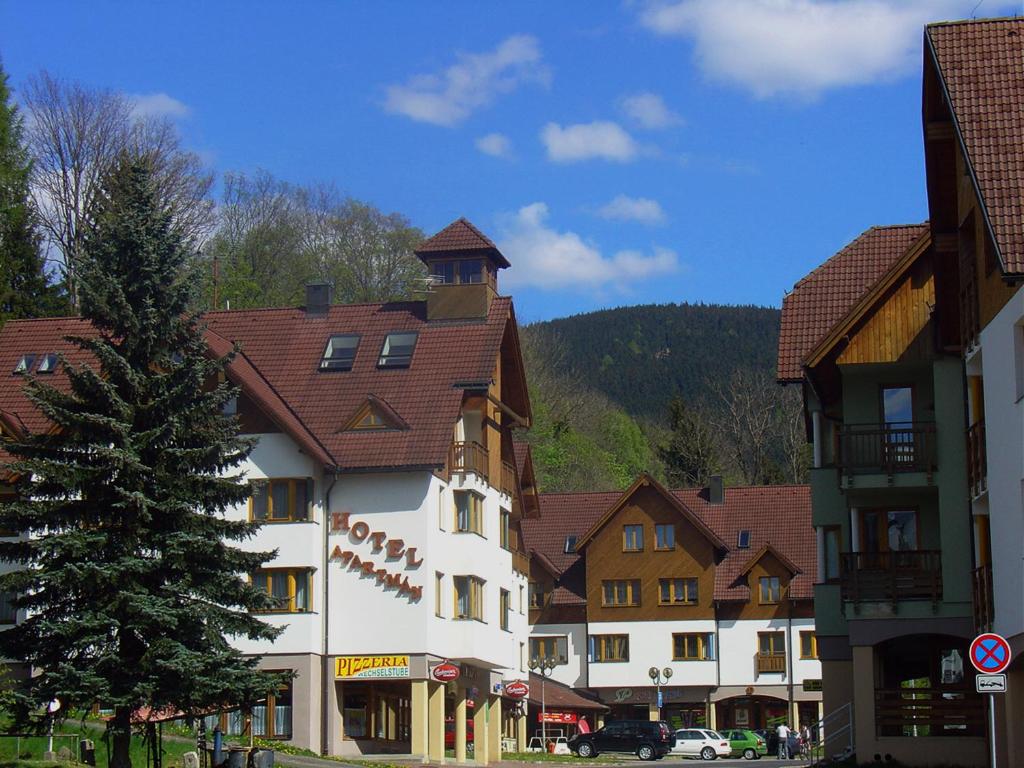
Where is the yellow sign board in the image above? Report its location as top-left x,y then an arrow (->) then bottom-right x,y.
335,655 -> 411,680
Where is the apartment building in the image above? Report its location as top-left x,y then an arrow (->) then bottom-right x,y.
522,474 -> 821,736
0,218 -> 535,762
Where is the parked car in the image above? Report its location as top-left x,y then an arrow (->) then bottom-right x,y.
752,728 -> 799,757
444,717 -> 474,749
568,719 -> 675,760
720,729 -> 767,760
671,728 -> 732,760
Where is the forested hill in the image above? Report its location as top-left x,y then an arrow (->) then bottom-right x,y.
524,303 -> 781,420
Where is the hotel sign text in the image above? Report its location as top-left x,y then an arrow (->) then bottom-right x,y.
330,512 -> 423,601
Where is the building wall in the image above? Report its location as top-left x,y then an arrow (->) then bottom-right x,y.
528,622 -> 588,688
586,618 -> 718,689
716,617 -> 820,687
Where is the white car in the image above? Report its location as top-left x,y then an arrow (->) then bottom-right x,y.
672,729 -> 732,760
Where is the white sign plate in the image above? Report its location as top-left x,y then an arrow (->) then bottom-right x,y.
975,674 -> 1006,693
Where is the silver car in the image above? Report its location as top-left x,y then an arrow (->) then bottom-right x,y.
671,729 -> 732,760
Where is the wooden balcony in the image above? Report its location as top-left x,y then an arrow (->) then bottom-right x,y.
449,441 -> 488,481
501,461 -> 516,497
972,564 -> 993,633
875,687 -> 984,737
512,548 -> 530,576
840,550 -> 942,606
838,423 -> 937,476
966,421 -> 986,497
756,654 -> 786,674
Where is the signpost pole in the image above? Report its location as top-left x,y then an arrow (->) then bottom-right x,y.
968,633 -> 1011,768
989,693 -> 996,768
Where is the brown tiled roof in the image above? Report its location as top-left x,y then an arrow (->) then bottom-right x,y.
415,217 -> 511,268
0,297 -> 519,472
927,18 -> 1024,274
524,484 -> 813,605
777,224 -> 929,381
524,672 -> 607,711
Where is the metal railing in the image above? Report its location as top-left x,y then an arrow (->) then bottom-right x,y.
838,422 -> 937,475
802,701 -> 853,766
449,441 -> 488,481
972,564 -> 994,633
967,421 -> 987,496
756,653 -> 786,674
840,550 -> 943,605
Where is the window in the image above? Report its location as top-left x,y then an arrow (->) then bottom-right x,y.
0,592 -> 16,624
222,395 -> 238,416
432,261 -> 455,284
659,577 -> 698,605
623,524 -> 644,552
430,259 -> 484,285
252,569 -> 312,613
881,385 -> 914,425
435,573 -> 444,618
519,585 -> 525,613
500,511 -> 511,549
655,524 -> 675,550
252,675 -> 293,739
602,579 -> 641,607
862,509 -> 918,552
530,636 -> 568,665
500,589 -> 511,631
758,632 -> 786,656
528,581 -> 547,609
459,259 -> 483,284
250,479 -> 311,522
378,332 -> 418,368
454,491 -> 483,535
590,634 -> 629,663
349,404 -> 389,430
12,354 -> 34,374
437,487 -> 445,531
823,526 -> 840,582
319,335 -> 360,371
800,631 -> 818,659
520,642 -> 526,672
737,530 -> 751,549
672,633 -> 714,661
453,575 -> 484,621
564,535 -> 577,554
37,353 -> 58,374
759,576 -> 782,604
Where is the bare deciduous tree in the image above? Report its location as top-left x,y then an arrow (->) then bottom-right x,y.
711,368 -> 781,484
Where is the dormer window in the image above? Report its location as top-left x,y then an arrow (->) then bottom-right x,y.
459,259 -> 483,284
564,535 -> 577,554
738,530 -> 751,549
13,355 -> 35,375
429,259 -> 484,285
37,354 -> 58,374
378,332 -> 417,368
320,335 -> 359,372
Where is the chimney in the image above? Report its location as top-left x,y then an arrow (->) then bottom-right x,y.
305,282 -> 332,315
708,475 -> 724,505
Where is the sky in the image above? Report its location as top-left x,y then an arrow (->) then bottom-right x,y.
1,0 -> 1020,323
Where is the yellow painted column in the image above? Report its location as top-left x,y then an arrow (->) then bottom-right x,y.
473,692 -> 489,766
487,695 -> 501,762
455,687 -> 468,764
648,701 -> 659,721
411,680 -> 429,760
707,699 -> 717,730
428,681 -> 446,764
516,709 -> 528,751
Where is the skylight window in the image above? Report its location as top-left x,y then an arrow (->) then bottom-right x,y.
564,535 -> 578,554
378,332 -> 418,368
13,355 -> 35,375
737,530 -> 751,549
320,334 -> 360,372
37,354 -> 58,374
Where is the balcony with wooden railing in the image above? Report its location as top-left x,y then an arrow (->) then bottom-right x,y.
875,687 -> 984,737
756,654 -> 786,674
500,461 -> 516,497
449,441 -> 489,481
838,423 -> 937,478
972,564 -> 993,633
840,550 -> 942,607
966,421 -> 986,497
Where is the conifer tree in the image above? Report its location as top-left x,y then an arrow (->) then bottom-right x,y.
0,156 -> 281,768
0,59 -> 66,320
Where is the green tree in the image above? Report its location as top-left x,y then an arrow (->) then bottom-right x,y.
0,157 -> 280,768
0,60 -> 65,321
659,396 -> 722,487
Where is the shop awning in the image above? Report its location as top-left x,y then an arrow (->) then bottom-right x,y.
520,673 -> 608,711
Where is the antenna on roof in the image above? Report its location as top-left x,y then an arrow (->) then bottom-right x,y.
413,274 -> 443,295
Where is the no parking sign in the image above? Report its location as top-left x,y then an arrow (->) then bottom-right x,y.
969,633 -> 1011,675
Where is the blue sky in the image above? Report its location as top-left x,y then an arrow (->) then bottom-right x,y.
1,0 -> 1018,322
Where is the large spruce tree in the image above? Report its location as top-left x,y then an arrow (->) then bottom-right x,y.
0,60 -> 66,321
0,157 -> 281,768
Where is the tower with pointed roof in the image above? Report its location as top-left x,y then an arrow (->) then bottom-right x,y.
415,218 -> 511,321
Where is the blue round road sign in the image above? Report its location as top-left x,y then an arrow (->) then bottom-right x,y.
969,633 -> 1011,674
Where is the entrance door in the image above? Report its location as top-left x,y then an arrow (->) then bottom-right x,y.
861,510 -> 918,553
880,386 -> 915,466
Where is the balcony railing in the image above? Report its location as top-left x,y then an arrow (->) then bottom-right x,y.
501,461 -> 516,497
449,441 -> 488,481
840,550 -> 942,606
966,421 -> 986,497
972,564 -> 994,633
838,423 -> 937,476
756,654 -> 786,674
875,688 -> 984,737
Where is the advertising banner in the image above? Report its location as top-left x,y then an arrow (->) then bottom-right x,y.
335,655 -> 411,679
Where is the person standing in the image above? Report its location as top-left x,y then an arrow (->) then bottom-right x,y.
776,722 -> 791,759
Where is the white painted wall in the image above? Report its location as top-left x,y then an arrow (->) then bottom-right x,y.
529,622 -> 589,687
717,618 -> 820,686
586,619 -> 718,689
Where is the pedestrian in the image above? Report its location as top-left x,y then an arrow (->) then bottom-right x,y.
776,722 -> 790,759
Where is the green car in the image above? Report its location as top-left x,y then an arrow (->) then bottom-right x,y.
720,729 -> 767,760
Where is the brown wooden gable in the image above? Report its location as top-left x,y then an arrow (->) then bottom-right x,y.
737,544 -> 802,579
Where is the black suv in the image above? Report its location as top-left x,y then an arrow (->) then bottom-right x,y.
568,720 -> 675,760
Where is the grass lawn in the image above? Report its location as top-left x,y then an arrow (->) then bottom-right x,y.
0,720 -> 195,768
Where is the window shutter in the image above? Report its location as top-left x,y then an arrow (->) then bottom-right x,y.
587,635 -> 595,662
707,633 -> 716,661
305,477 -> 315,520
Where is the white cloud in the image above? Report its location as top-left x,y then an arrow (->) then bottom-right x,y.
475,132 -> 513,158
620,92 -> 684,129
499,202 -> 679,290
597,194 -> 667,224
638,0 -> 965,99
540,121 -> 639,163
129,92 -> 191,120
383,35 -> 549,126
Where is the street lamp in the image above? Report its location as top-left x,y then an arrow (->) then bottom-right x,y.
648,667 -> 673,719
530,656 -> 558,748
